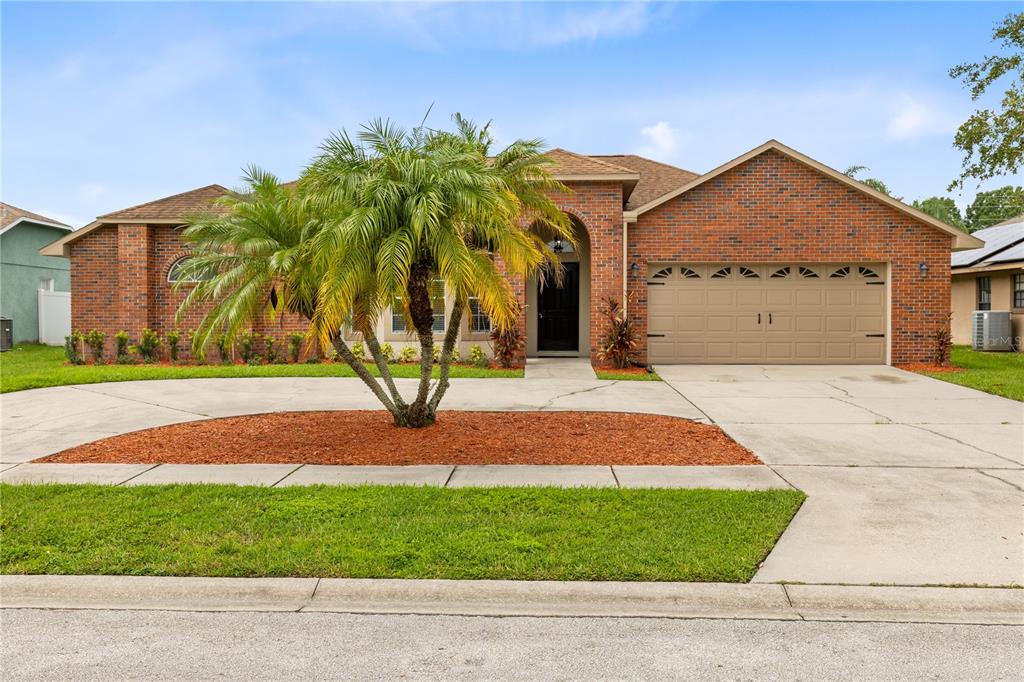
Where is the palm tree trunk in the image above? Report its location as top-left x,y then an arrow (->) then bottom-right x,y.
428,298 -> 464,412
358,323 -> 407,411
405,262 -> 438,428
330,336 -> 401,420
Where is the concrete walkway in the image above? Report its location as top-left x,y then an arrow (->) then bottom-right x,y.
1,365 -> 1022,587
524,357 -> 597,380
3,575 -> 1022,625
0,462 -> 791,489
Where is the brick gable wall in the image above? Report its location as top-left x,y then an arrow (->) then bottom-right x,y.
626,149 -> 951,364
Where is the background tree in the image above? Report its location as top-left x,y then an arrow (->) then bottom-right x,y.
843,165 -> 901,200
964,185 -> 1024,231
949,12 -> 1024,189
910,196 -> 967,231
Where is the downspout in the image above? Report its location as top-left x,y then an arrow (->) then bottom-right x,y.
622,218 -> 629,314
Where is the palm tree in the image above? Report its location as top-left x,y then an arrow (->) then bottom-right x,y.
178,115 -> 572,427
175,167 -> 322,354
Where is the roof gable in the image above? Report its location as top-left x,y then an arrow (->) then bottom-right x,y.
98,184 -> 231,221
592,155 -> 700,210
625,140 -> 983,251
0,202 -> 71,235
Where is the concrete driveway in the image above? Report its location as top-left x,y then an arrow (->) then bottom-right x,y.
1,365 -> 1021,586
656,365 -> 1023,586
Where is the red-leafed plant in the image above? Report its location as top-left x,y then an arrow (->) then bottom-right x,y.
597,295 -> 639,369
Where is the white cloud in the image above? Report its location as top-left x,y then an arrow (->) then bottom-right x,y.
638,121 -> 685,158
886,95 -> 958,140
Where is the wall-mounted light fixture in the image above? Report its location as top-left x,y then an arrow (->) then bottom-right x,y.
919,262 -> 929,277
630,262 -> 640,274
552,237 -> 564,253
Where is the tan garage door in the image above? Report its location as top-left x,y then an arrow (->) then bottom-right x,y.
647,263 -> 887,364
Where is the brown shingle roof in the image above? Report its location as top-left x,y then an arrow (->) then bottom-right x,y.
0,202 -> 70,230
97,184 -> 231,221
543,149 -> 639,177
590,155 -> 700,210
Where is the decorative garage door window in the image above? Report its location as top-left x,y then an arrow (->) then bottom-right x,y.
650,267 -> 673,280
645,262 -> 887,365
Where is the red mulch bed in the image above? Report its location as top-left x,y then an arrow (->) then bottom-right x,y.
899,363 -> 966,374
38,411 -> 759,466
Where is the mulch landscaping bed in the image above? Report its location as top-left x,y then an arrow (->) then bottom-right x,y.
38,410 -> 759,466
899,363 -> 966,374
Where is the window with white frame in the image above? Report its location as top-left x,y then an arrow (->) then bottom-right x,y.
392,279 -> 446,333
468,297 -> 491,334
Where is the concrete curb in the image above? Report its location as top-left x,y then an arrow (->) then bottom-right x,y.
2,575 -> 1021,625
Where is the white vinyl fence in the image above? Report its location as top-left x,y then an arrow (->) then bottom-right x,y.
38,287 -> 71,346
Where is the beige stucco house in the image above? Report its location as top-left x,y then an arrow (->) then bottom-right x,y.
950,216 -> 1024,349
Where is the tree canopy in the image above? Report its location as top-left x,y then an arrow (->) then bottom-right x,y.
949,12 -> 1024,189
964,185 -> 1024,231
911,197 -> 966,231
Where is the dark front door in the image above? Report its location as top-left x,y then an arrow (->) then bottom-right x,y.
538,262 -> 579,352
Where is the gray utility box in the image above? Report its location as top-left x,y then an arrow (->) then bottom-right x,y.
0,318 -> 11,352
972,310 -> 1014,351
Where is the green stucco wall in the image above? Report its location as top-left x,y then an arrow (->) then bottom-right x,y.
0,222 -> 71,343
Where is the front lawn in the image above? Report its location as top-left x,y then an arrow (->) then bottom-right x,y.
0,484 -> 804,582
919,345 -> 1024,401
0,344 -> 523,393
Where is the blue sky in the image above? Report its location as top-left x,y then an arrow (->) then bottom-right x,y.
3,1 -> 1020,227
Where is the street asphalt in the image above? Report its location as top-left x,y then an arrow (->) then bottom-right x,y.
3,609 -> 1022,681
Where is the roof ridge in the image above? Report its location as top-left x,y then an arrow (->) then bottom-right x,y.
548,148 -> 637,175
97,183 -> 231,220
591,153 -> 699,176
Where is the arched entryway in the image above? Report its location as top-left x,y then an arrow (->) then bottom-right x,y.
525,215 -> 591,357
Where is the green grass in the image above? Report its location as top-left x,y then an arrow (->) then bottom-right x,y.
919,345 -> 1024,401
0,484 -> 804,582
0,344 -> 523,393
595,370 -> 662,381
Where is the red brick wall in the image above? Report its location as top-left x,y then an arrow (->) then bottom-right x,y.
70,225 -> 119,345
553,182 -> 624,361
627,149 -> 952,365
70,223 -> 312,360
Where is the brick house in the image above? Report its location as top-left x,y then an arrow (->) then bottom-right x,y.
41,140 -> 980,365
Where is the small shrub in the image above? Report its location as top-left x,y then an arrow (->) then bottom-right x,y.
305,356 -> 320,364
932,313 -> 953,367
380,342 -> 395,363
596,296 -> 638,369
215,334 -> 232,364
432,345 -> 440,363
399,346 -> 417,363
264,335 -> 283,364
247,355 -> 263,366
114,331 -> 130,363
469,344 -> 489,369
237,330 -> 255,363
490,326 -> 524,369
138,328 -> 161,363
84,329 -> 106,364
187,330 -> 205,364
165,329 -> 183,363
351,341 -> 366,362
64,330 -> 85,365
287,333 -> 303,363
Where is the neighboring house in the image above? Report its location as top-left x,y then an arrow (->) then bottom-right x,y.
950,216 -> 1024,349
41,140 -> 981,365
1,203 -> 72,345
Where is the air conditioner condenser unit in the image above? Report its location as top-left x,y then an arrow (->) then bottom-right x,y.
972,311 -> 1014,351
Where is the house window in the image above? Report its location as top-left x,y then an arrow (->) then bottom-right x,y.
392,279 -> 446,333
1014,274 -> 1024,309
167,256 -> 215,282
739,266 -> 760,279
468,297 -> 491,333
977,276 -> 991,311
711,266 -> 731,279
798,266 -> 819,279
770,266 -> 790,279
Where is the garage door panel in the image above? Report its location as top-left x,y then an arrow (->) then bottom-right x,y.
647,262 -> 887,365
